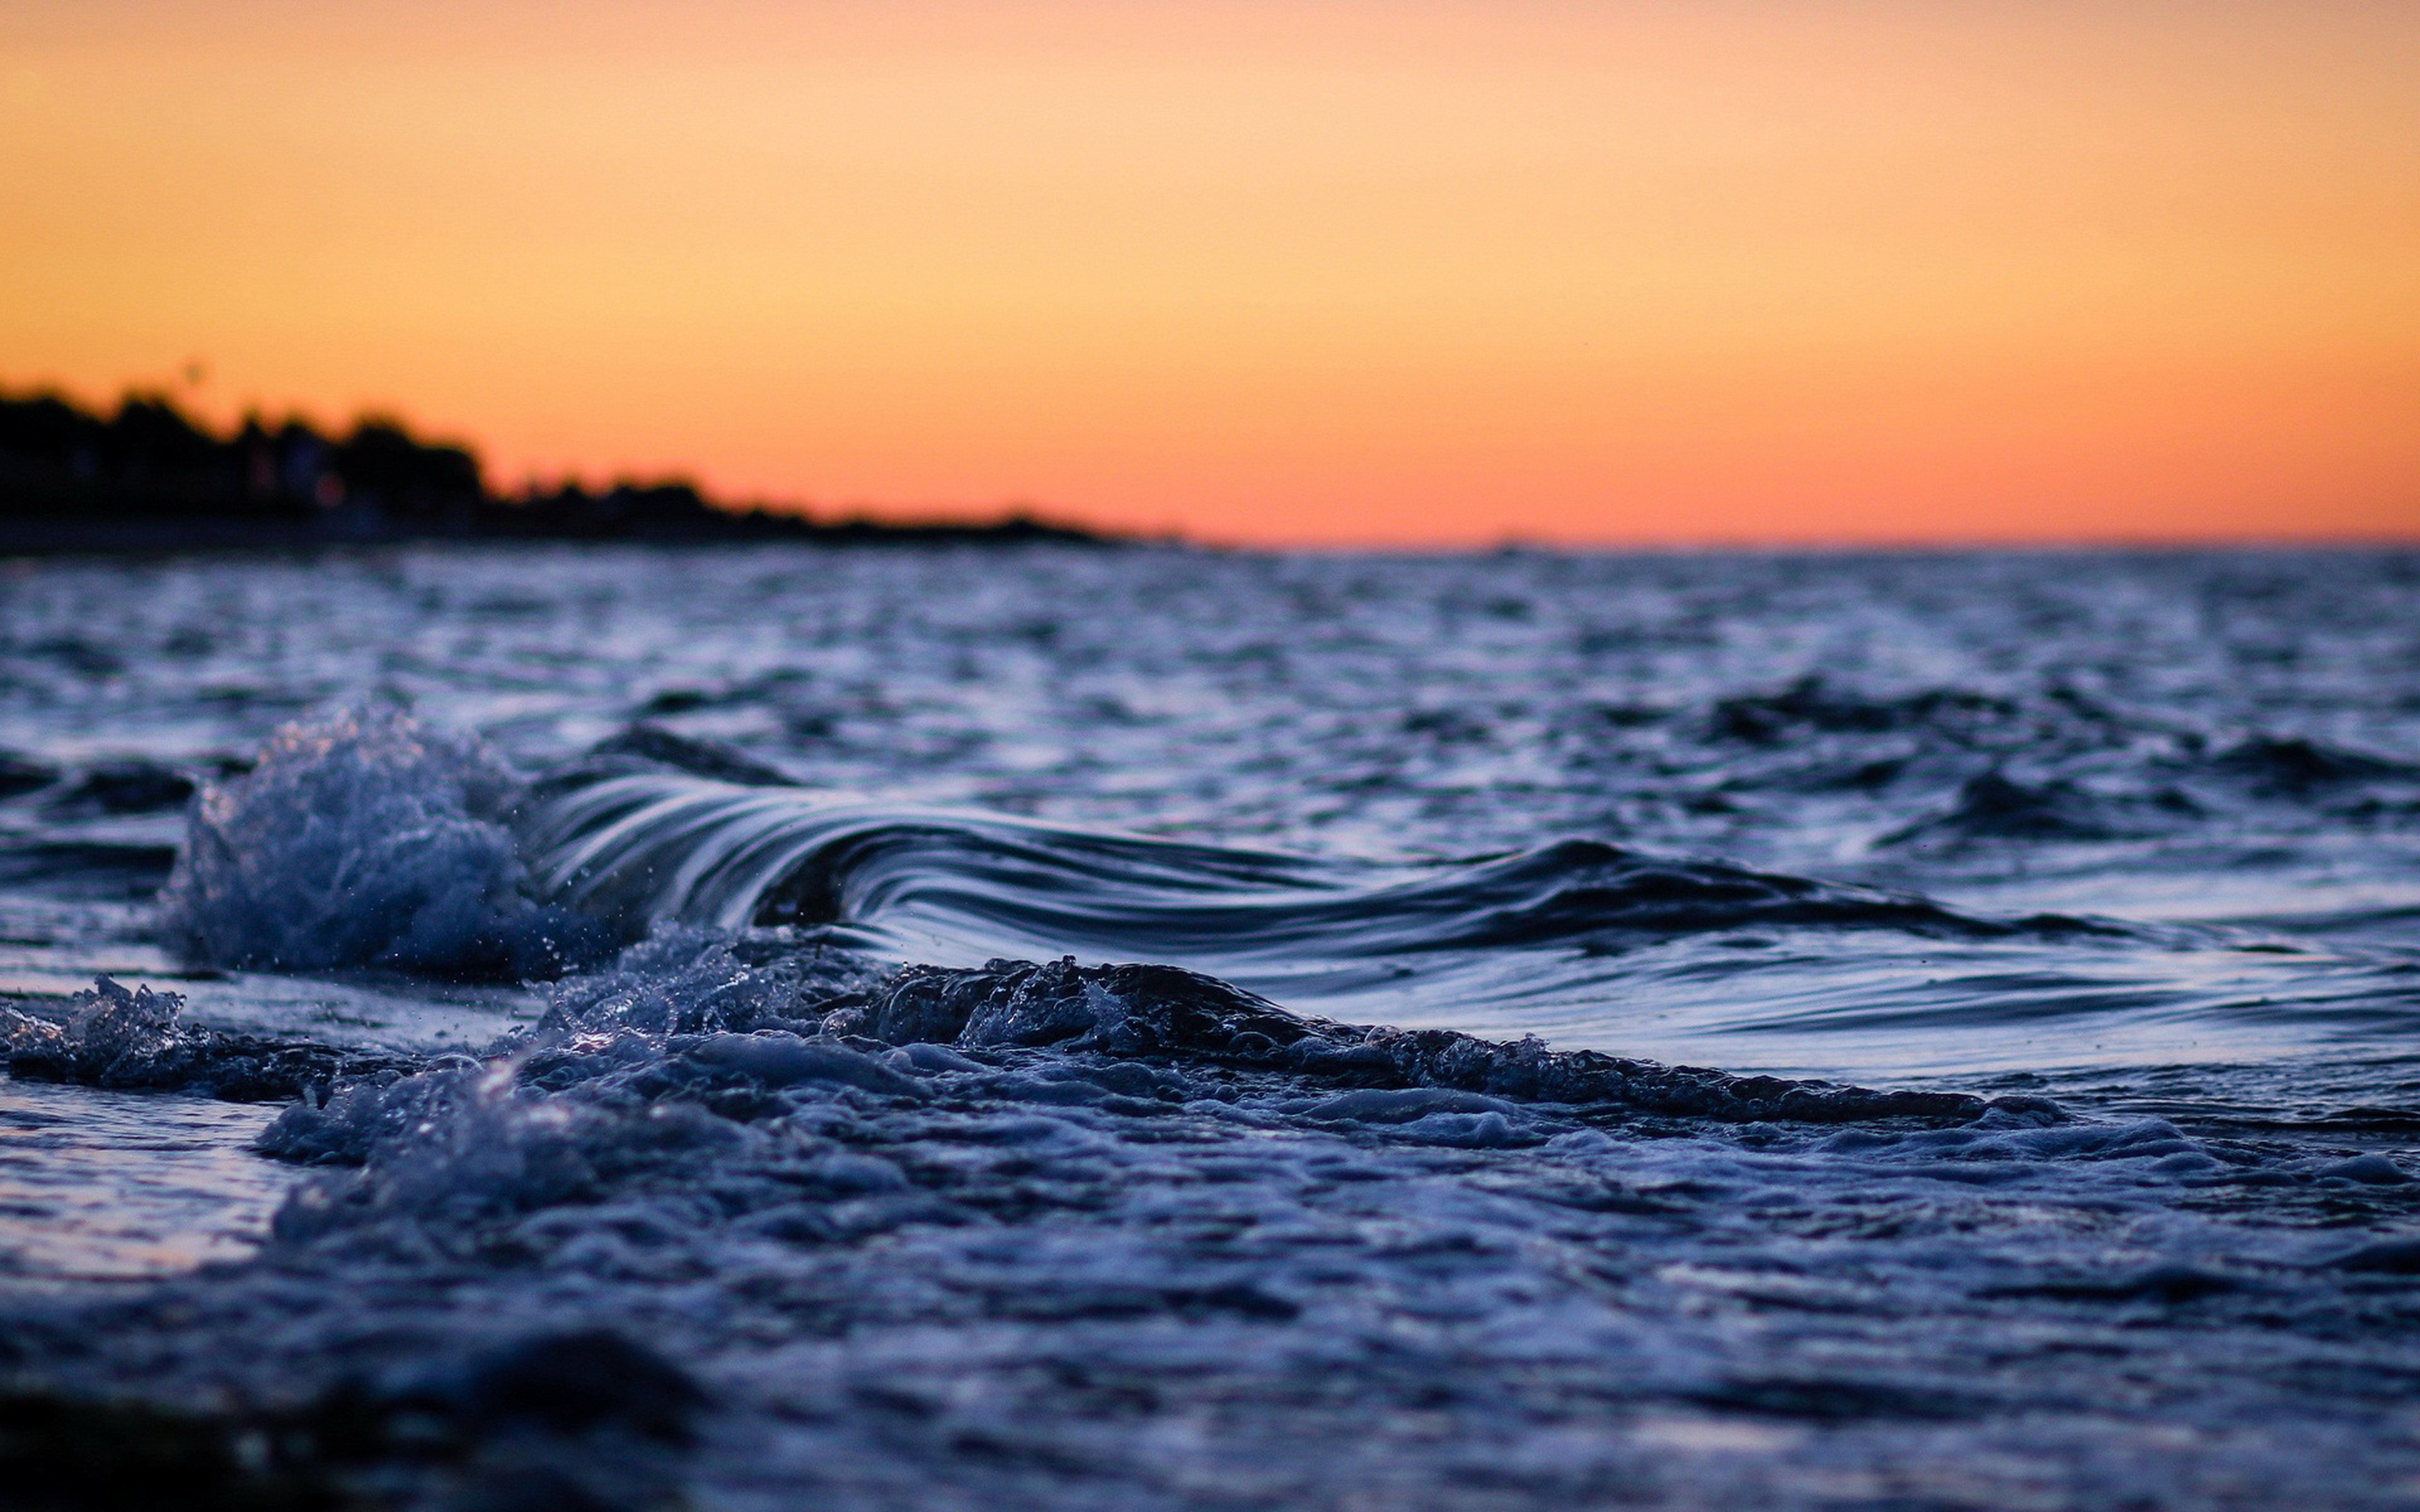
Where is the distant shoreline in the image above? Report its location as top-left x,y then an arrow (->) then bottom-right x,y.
0,508 -> 1109,556
1,389 -> 1110,554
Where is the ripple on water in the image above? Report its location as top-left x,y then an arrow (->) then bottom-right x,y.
0,1077 -> 287,1281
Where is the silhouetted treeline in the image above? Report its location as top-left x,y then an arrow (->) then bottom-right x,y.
0,391 -> 1099,551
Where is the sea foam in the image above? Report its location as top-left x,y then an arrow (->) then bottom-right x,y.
160,705 -> 605,978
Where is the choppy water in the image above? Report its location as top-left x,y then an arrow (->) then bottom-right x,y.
3,544 -> 2419,1509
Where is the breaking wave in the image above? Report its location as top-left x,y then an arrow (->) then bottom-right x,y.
161,706 -> 609,979
515,764 -> 2094,973
151,713 -> 2416,1072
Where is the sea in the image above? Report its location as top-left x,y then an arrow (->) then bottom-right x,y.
1,542 -> 2417,1509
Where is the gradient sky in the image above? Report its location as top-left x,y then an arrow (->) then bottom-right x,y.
4,1 -> 2416,544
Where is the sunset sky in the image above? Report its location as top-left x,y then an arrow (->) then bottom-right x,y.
3,0 -> 2416,544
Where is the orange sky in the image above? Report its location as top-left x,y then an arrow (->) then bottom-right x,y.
3,0 -> 2416,544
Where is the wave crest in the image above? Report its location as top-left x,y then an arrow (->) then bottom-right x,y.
161,706 -> 608,978
516,770 -> 2060,976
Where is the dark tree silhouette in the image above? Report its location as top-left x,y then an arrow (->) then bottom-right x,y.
0,390 -> 1098,551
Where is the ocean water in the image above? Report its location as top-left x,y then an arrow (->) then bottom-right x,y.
2,543 -> 2418,1509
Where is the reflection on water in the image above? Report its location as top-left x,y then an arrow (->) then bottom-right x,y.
0,1077 -> 285,1280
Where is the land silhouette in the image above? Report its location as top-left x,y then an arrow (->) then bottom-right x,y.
0,391 -> 1098,551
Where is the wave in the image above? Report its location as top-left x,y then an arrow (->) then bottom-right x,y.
151,714 -> 2420,1074
2201,734 -> 2420,797
1,975 -> 410,1101
1703,675 -> 2024,746
2,949 -> 2003,1127
1877,772 -> 2203,849
11,927 -> 2407,1511
162,707 -> 609,979
1681,677 -> 2420,843
0,748 -> 62,800
1868,736 -> 2420,854
0,837 -> 177,900
38,759 -> 196,818
515,767 -> 2080,977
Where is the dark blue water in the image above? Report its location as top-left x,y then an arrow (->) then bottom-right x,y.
3,545 -> 2417,1508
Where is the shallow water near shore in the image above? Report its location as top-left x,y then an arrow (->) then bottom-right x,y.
3,544 -> 2418,1508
